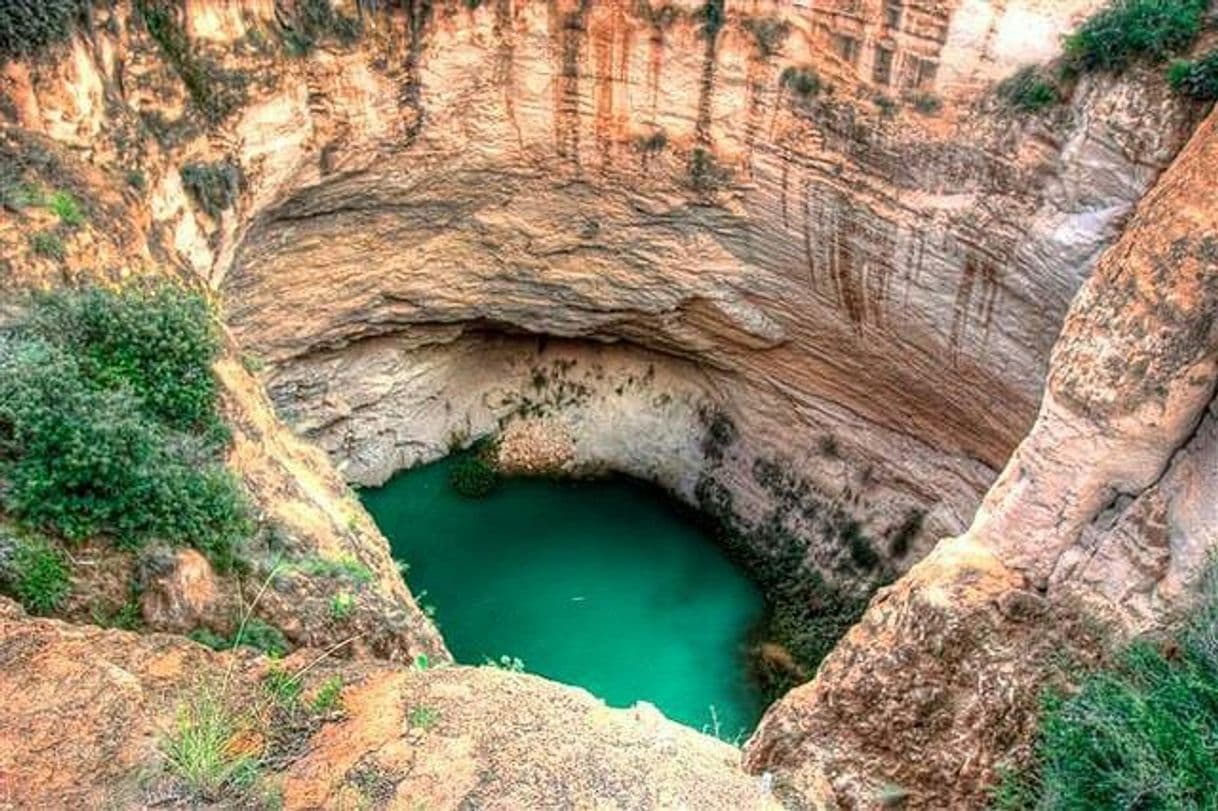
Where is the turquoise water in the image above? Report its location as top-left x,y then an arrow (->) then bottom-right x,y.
361,456 -> 766,737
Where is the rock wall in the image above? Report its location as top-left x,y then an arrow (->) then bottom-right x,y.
745,106 -> 1218,808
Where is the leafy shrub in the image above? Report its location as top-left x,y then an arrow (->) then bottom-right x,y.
47,190 -> 83,227
27,284 -> 224,432
162,690 -> 259,800
449,453 -> 499,498
689,146 -> 731,191
0,0 -> 83,63
1168,50 -> 1218,99
180,161 -> 240,219
0,285 -> 251,568
996,65 -> 1060,112
0,535 -> 70,615
845,521 -> 879,569
994,569 -> 1218,809
27,231 -> 65,260
779,65 -> 821,98
1063,0 -> 1206,72
694,0 -> 726,41
757,577 -> 869,701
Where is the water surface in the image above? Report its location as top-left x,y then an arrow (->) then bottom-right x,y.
362,456 -> 766,737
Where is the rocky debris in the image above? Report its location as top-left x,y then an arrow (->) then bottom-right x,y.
138,548 -> 227,634
495,418 -> 576,476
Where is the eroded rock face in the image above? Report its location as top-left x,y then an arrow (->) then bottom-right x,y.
745,108 -> 1218,808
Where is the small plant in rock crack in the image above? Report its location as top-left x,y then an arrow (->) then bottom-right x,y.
408,706 -> 440,730
309,676 -> 344,714
329,591 -> 356,621
484,655 -> 526,672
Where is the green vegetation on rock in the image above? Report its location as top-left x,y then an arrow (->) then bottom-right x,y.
0,532 -> 71,615
1063,0 -> 1207,72
996,66 -> 1060,112
1169,50 -> 1218,99
0,284 -> 251,571
180,161 -> 240,219
994,567 -> 1218,809
448,452 -> 500,498
0,0 -> 83,63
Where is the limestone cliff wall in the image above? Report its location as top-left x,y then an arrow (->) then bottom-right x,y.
745,106 -> 1218,808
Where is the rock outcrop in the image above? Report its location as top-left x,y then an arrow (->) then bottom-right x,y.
0,597 -> 774,808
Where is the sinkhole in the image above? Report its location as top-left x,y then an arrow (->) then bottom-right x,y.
361,453 -> 767,738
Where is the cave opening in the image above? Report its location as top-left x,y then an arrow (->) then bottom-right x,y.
360,452 -> 769,738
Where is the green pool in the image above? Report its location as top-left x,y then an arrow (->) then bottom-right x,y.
361,455 -> 767,738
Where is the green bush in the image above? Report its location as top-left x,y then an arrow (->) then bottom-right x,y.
1169,50 -> 1218,99
47,190 -> 83,227
27,284 -> 224,432
996,65 -> 1060,112
448,453 -> 499,498
1063,0 -> 1206,73
180,161 -> 240,220
0,285 -> 251,568
994,570 -> 1218,809
0,0 -> 83,63
0,535 -> 70,615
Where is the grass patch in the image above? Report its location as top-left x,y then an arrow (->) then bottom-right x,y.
994,567 -> 1218,809
1063,0 -> 1207,73
1169,50 -> 1218,99
408,706 -> 440,730
996,65 -> 1060,112
162,689 -> 259,801
0,284 -> 252,568
309,676 -> 344,714
0,533 -> 70,615
291,554 -> 373,585
329,591 -> 355,621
